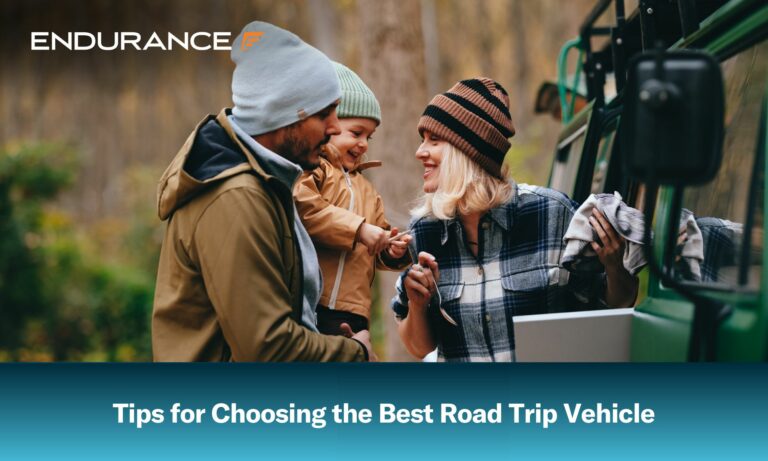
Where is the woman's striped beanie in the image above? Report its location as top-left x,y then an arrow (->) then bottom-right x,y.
417,78 -> 515,178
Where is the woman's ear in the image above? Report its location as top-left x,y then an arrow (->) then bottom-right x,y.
322,143 -> 343,169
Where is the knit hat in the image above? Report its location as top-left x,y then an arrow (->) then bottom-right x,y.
333,62 -> 381,124
231,21 -> 342,136
417,78 -> 515,178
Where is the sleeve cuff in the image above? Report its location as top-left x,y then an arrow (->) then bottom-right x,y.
391,272 -> 410,320
350,338 -> 369,361
378,247 -> 413,271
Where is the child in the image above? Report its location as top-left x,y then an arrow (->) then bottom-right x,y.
294,62 -> 412,336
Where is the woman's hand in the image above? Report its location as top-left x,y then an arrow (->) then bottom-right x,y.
589,208 -> 626,275
404,252 -> 439,312
589,208 -> 638,307
398,252 -> 440,359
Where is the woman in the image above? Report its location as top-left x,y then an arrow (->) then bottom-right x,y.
392,78 -> 638,362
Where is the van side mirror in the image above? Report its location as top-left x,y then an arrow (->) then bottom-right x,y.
622,49 -> 732,362
621,50 -> 724,186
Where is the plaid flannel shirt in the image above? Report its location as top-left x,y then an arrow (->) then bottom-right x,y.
392,183 -> 606,362
696,217 -> 744,283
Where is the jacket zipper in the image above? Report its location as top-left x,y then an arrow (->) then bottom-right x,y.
328,170 -> 355,309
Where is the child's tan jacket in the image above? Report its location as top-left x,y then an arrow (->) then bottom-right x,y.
294,153 -> 410,319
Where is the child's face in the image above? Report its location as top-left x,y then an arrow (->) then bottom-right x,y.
330,118 -> 378,171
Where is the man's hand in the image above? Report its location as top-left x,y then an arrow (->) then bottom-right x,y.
343,326 -> 378,362
357,223 -> 389,256
386,227 -> 413,259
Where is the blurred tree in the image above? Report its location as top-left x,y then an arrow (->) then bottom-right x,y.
309,0 -> 341,60
420,0 -> 441,97
358,0 -> 428,361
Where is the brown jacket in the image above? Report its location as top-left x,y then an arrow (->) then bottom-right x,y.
152,109 -> 366,362
294,156 -> 410,319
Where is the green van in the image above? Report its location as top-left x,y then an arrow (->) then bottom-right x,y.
523,0 -> 767,362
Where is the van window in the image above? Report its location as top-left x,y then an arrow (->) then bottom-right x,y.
550,124 -> 587,198
591,121 -> 618,194
674,40 -> 766,290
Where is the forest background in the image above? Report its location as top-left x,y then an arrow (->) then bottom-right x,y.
0,0 -> 603,361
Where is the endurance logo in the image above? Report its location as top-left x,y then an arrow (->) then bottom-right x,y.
30,32 -> 233,51
240,31 -> 265,50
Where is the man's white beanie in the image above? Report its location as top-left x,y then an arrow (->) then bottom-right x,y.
231,21 -> 341,136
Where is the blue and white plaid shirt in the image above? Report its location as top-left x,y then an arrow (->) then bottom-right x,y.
392,183 -> 606,362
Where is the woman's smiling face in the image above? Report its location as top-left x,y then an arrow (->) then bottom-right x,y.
415,130 -> 447,193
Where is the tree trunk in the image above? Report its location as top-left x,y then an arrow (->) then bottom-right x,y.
510,0 -> 529,139
308,0 -> 340,61
357,0 -> 428,361
420,0 -> 441,97
477,0 -> 494,77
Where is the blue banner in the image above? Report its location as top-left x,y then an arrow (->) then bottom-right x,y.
1,364 -> 767,459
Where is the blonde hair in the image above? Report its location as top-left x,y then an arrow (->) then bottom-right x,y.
412,144 -> 513,220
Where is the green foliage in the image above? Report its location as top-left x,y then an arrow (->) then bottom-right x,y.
0,143 -> 156,361
370,274 -> 386,360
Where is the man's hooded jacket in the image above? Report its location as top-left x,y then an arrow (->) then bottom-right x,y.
152,109 -> 366,362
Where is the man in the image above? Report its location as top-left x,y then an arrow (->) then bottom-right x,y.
152,21 -> 373,361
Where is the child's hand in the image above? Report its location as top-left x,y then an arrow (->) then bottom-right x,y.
357,223 -> 389,256
386,227 -> 412,259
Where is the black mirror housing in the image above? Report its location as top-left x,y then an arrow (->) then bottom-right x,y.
622,50 -> 724,186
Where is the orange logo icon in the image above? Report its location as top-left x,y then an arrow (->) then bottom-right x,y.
241,31 -> 264,50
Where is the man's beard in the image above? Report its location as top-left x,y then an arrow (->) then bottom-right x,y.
276,129 -> 329,171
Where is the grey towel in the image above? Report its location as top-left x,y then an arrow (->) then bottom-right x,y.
561,192 -> 704,277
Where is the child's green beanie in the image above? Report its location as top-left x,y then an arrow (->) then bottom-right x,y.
333,62 -> 381,124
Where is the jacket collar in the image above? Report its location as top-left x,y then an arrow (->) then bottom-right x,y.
214,109 -> 273,181
350,160 -> 382,173
227,113 -> 302,190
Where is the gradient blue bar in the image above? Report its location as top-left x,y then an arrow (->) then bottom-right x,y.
0,364 -> 766,460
